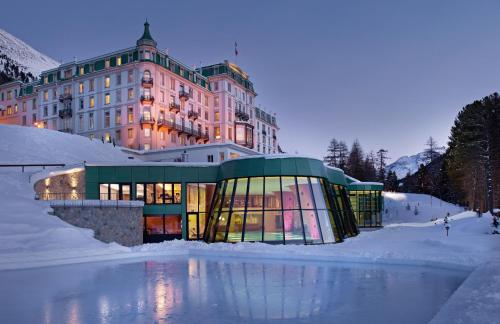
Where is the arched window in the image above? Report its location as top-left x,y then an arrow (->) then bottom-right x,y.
143,70 -> 151,80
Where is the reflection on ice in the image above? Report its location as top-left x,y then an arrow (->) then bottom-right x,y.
0,256 -> 467,323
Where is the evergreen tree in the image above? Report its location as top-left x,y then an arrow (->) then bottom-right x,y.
324,138 -> 340,167
338,141 -> 349,170
363,152 -> 377,181
376,149 -> 389,182
346,139 -> 365,180
424,137 -> 444,164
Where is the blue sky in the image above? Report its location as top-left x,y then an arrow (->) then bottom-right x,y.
3,0 -> 500,160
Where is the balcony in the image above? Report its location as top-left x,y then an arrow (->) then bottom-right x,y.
262,130 -> 267,136
235,109 -> 250,122
169,102 -> 180,113
140,95 -> 155,105
179,89 -> 190,101
140,115 -> 155,129
58,128 -> 73,133
188,111 -> 199,121
58,93 -> 72,103
141,77 -> 153,88
58,108 -> 72,119
272,134 -> 277,140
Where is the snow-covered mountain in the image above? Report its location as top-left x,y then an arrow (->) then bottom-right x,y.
386,152 -> 428,179
0,28 -> 59,83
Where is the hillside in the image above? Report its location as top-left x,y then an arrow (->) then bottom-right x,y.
0,28 -> 58,83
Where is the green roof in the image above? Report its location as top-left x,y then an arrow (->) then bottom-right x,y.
137,21 -> 157,47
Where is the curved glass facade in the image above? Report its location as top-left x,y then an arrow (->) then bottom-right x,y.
349,190 -> 383,227
204,176 -> 343,244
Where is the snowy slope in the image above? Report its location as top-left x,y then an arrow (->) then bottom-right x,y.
386,151 -> 429,179
0,125 -> 136,269
0,125 -> 132,164
383,192 -> 464,225
0,28 -> 59,80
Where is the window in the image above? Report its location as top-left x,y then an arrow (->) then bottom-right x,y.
214,126 -> 221,139
52,89 -> 57,100
89,96 -> 95,108
105,59 -> 110,69
14,104 -> 18,113
79,114 -> 84,130
104,111 -> 110,128
89,79 -> 95,92
105,76 -> 110,88
187,183 -> 217,240
136,183 -> 182,205
115,109 -> 121,125
104,93 -> 110,105
43,91 -> 48,101
52,105 -> 57,115
144,215 -> 182,237
79,98 -> 84,110
128,128 -> 133,139
127,107 -> 133,124
116,89 -> 121,103
99,183 -> 131,200
144,128 -> 151,137
43,106 -> 48,117
214,111 -> 220,122
214,81 -> 219,91
170,78 -> 175,90
207,155 -> 214,162
128,88 -> 134,100
89,112 -> 94,129
228,127 -> 233,140
79,82 -> 84,94
128,70 -> 133,83
116,73 -> 122,86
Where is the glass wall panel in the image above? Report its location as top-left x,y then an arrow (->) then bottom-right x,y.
174,184 -> 181,203
146,184 -> 154,204
99,184 -> 109,200
206,182 -> 224,242
198,213 -> 207,239
188,213 -> 198,239
232,178 -> 248,211
187,184 -> 198,213
155,183 -> 164,203
164,183 -> 173,203
136,184 -> 144,201
296,177 -> 314,209
199,183 -> 216,213
215,212 -> 230,241
110,184 -> 120,200
281,177 -> 299,209
122,184 -> 131,200
222,180 -> 235,211
227,210 -> 244,242
145,216 -> 163,234
165,215 -> 182,235
310,178 -> 327,210
247,177 -> 264,209
243,211 -> 263,241
316,210 -> 335,243
301,210 -> 322,243
263,211 -> 284,243
284,210 -> 304,244
264,177 -> 281,209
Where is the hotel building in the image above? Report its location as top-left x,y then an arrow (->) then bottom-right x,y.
0,22 -> 279,157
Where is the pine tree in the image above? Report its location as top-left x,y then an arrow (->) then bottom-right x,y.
424,137 -> 444,164
376,149 -> 389,182
347,140 -> 365,180
324,138 -> 340,167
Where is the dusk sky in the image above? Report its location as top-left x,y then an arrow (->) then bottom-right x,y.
3,0 -> 500,161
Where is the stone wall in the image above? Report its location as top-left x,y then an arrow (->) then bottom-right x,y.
51,202 -> 144,246
34,170 -> 85,200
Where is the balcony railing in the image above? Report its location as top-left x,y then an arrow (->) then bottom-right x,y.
58,108 -> 72,119
169,122 -> 209,141
262,130 -> 267,135
169,102 -> 180,113
188,111 -> 199,121
140,95 -> 155,105
58,128 -> 73,133
140,115 -> 155,127
141,77 -> 153,87
58,93 -> 72,103
179,89 -> 190,101
235,110 -> 250,121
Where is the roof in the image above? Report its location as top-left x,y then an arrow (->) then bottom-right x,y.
136,21 -> 157,47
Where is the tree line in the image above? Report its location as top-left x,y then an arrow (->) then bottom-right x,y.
323,139 -> 398,189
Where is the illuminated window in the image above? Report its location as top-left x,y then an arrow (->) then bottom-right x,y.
117,56 -> 122,66
144,128 -> 151,137
79,82 -> 84,94
104,93 -> 110,105
127,107 -> 133,124
43,91 -> 48,101
128,88 -> 134,100
214,126 -> 221,139
214,111 -> 220,122
105,59 -> 110,69
89,96 -> 95,108
105,76 -> 110,88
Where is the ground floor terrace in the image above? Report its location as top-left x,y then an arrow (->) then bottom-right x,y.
84,156 -> 383,245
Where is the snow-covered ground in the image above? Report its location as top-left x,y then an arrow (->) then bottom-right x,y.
0,125 -> 499,322
383,191 -> 464,225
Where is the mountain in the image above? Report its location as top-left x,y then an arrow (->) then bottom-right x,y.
386,152 -> 429,179
0,28 -> 59,84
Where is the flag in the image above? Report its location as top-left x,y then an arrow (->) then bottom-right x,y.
234,42 -> 238,56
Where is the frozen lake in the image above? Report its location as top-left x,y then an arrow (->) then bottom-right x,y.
0,256 -> 468,323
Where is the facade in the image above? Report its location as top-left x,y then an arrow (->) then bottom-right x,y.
84,156 -> 366,244
0,22 -> 278,154
347,182 -> 384,227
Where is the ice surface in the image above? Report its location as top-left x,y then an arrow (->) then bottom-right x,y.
0,256 -> 468,324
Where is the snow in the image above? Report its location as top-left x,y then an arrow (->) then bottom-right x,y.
387,151 -> 429,179
383,192 -> 464,225
0,125 -> 499,322
0,28 -> 59,79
